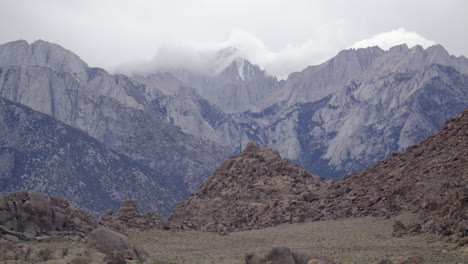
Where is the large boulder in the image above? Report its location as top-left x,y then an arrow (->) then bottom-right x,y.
245,251 -> 266,264
87,227 -> 149,262
266,246 -> 296,264
246,247 -> 335,264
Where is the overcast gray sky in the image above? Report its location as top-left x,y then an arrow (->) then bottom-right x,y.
1,0 -> 467,78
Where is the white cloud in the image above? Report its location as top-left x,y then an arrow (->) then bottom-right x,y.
115,28 -> 442,80
115,29 -> 341,80
351,28 -> 436,50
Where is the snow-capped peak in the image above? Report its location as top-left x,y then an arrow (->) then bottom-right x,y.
236,57 -> 245,80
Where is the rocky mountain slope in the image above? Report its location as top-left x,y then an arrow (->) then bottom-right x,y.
324,108 -> 468,242
171,53 -> 281,113
169,108 -> 467,242
0,97 -> 183,215
238,46 -> 468,178
155,43 -> 468,179
0,40 -> 230,195
267,46 -> 385,107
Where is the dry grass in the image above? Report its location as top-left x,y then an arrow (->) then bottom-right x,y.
7,214 -> 466,263
127,214 -> 467,264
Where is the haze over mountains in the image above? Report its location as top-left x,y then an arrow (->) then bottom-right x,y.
0,39 -> 467,215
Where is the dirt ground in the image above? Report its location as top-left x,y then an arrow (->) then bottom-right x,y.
4,214 -> 467,264
125,214 -> 467,264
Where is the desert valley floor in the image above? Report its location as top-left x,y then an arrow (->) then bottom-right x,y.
9,214 -> 467,264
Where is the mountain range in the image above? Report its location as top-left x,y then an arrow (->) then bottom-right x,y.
0,39 -> 467,215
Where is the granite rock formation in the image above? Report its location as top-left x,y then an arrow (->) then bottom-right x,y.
101,200 -> 170,231
0,191 -> 98,241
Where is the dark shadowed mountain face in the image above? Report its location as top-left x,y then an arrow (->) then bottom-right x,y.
0,97 -> 184,216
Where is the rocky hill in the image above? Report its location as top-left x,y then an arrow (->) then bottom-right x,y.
0,97 -> 183,216
326,107 -> 467,241
169,108 -> 467,242
168,141 -> 325,232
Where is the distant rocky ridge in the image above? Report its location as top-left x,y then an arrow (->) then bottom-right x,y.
0,97 -> 183,216
172,57 -> 281,113
0,39 -> 230,196
154,43 -> 468,179
170,108 -> 468,243
238,60 -> 468,178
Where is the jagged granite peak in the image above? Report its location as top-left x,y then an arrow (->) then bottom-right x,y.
268,46 -> 385,107
168,141 -> 325,233
0,40 -> 89,81
169,52 -> 281,113
0,97 -> 183,216
362,44 -> 468,79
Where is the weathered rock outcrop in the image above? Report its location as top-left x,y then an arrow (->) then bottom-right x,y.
327,108 -> 468,242
102,200 -> 170,231
0,191 -> 98,241
169,142 -> 325,232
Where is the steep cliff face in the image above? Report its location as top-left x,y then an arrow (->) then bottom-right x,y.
0,40 -> 231,195
171,56 -> 281,113
269,46 -> 385,107
0,39 -> 89,82
237,46 -> 468,178
0,97 -> 183,216
293,63 -> 468,177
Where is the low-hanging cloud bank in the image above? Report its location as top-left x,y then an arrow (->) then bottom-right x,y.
115,28 -> 437,80
351,28 -> 436,50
